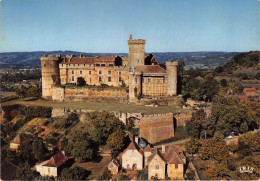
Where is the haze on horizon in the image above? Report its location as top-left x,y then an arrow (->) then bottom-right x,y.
0,0 -> 259,53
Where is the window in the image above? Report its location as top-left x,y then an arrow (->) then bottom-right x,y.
72,76 -> 74,81
119,77 -> 122,82
158,79 -> 160,83
99,76 -> 102,82
101,64 -> 105,67
135,78 -> 138,83
89,71 -> 91,75
155,165 -> 159,170
96,64 -> 100,67
62,64 -> 63,67
69,64 -> 71,66
99,70 -> 102,74
84,64 -> 86,66
175,164 -> 178,169
72,70 -> 74,74
118,71 -> 121,75
73,64 -> 75,66
80,71 -> 82,74
163,77 -> 165,83
148,77 -> 151,83
109,64 -> 113,67
108,70 -> 111,74
78,64 -> 79,66
108,77 -> 111,82
44,64 -> 46,67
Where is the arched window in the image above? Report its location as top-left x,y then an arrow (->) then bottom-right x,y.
155,165 -> 159,170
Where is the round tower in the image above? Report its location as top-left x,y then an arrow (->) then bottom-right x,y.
128,34 -> 146,67
166,61 -> 178,96
40,54 -> 61,100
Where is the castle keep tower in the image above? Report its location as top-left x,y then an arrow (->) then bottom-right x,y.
128,34 -> 146,67
40,54 -> 61,100
166,61 -> 178,96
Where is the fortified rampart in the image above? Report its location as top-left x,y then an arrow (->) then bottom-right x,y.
140,113 -> 174,144
52,86 -> 128,102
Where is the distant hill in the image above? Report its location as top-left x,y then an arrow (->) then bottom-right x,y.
223,51 -> 260,71
0,51 -> 242,69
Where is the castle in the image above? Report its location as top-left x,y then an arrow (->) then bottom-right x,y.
40,35 -> 178,102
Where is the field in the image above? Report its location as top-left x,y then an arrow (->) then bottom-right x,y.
1,98 -> 182,114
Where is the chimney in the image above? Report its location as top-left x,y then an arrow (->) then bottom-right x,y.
135,136 -> 139,144
162,145 -> 165,153
130,34 -> 133,40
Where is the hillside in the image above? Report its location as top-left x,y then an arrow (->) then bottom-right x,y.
0,51 -> 241,69
223,51 -> 260,71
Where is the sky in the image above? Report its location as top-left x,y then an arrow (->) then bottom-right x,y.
0,0 -> 259,53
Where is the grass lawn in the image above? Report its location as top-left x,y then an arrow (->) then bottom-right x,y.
1,98 -> 182,114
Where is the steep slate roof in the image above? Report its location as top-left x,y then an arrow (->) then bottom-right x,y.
147,145 -> 186,165
121,141 -> 144,156
10,133 -> 33,144
147,148 -> 167,163
135,65 -> 166,75
42,151 -> 70,167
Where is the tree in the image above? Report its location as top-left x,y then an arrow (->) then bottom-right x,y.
16,162 -> 38,180
186,109 -> 210,138
98,167 -> 112,180
63,130 -> 98,162
83,111 -> 124,145
77,77 -> 86,86
205,166 -> 218,180
106,127 -> 125,156
59,167 -> 90,180
185,138 -> 201,156
220,79 -> 228,87
32,137 -> 48,162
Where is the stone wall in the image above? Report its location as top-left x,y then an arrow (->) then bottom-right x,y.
52,86 -> 128,102
140,113 -> 174,144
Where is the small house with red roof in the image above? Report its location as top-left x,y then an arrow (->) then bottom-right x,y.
121,141 -> 144,170
107,159 -> 120,175
36,151 -> 71,178
243,88 -> 257,96
10,133 -> 34,151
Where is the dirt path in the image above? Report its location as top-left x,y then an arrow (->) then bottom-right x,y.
154,138 -> 191,148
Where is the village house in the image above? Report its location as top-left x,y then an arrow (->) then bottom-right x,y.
121,140 -> 186,180
35,151 -> 72,178
107,159 -> 120,175
10,133 -> 34,151
243,88 -> 257,96
121,141 -> 144,170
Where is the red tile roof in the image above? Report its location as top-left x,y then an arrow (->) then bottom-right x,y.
61,57 -> 95,64
243,88 -> 257,92
135,65 -> 166,75
43,151 -> 70,167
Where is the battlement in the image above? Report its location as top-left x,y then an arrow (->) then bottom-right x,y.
166,61 -> 178,66
141,112 -> 173,119
128,39 -> 146,45
40,54 -> 61,61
